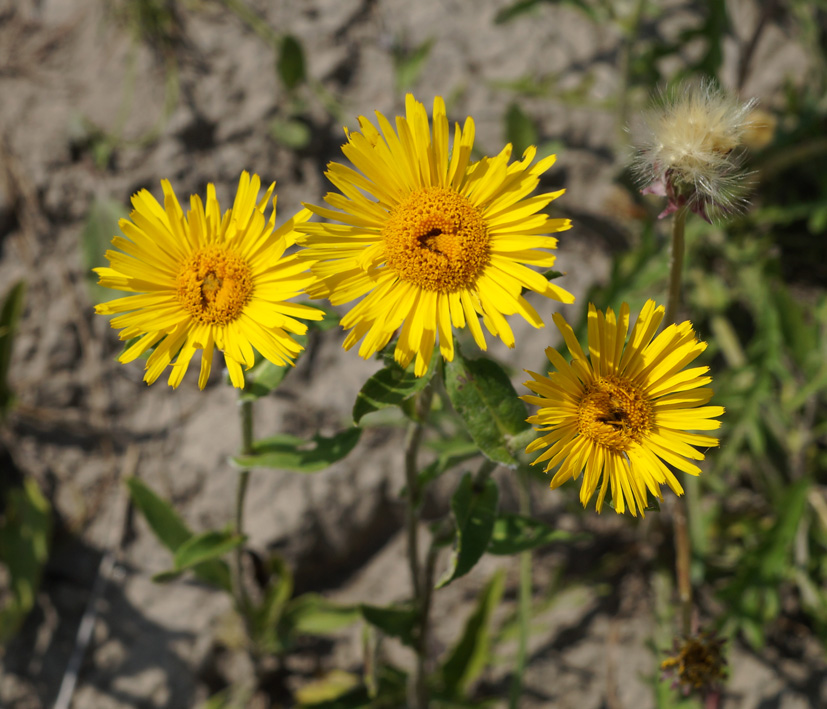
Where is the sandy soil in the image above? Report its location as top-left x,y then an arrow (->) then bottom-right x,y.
0,0 -> 824,707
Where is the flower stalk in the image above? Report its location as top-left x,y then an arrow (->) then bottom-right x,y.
666,205 -> 693,637
234,397 -> 254,617
509,468 -> 533,709
404,384 -> 435,709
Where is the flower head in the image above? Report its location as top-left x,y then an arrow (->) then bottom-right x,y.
297,94 -> 574,376
661,631 -> 727,697
632,79 -> 756,222
522,300 -> 723,516
94,172 -> 323,389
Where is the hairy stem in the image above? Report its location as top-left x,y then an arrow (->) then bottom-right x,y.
234,398 -> 254,616
404,385 -> 434,709
664,206 -> 688,328
666,206 -> 693,636
509,469 -> 533,709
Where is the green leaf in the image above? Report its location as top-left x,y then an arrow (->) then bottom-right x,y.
437,473 -> 499,588
241,333 -> 308,401
126,477 -> 192,551
0,478 -> 52,642
172,530 -> 245,573
233,428 -> 362,472
256,554 -> 294,637
0,281 -> 25,418
296,671 -> 362,706
487,513 -> 583,555
277,35 -> 306,90
494,0 -> 599,24
127,477 -> 232,591
393,37 -> 434,92
126,477 -> 190,552
444,348 -> 531,466
82,198 -> 128,303
353,353 -> 435,424
360,603 -> 418,647
269,117 -> 311,149
284,593 -> 360,635
440,569 -> 505,696
504,103 -> 538,157
296,665 -> 407,709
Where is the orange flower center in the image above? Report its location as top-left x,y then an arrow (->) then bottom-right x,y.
176,246 -> 253,324
577,375 -> 653,452
382,186 -> 489,292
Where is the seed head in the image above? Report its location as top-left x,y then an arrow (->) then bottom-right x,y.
631,79 -> 757,222
661,630 -> 727,697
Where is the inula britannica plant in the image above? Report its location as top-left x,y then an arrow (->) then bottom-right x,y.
88,86 -> 743,709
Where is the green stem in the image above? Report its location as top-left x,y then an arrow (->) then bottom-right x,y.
664,206 -> 688,328
404,385 -> 434,709
509,469 -> 533,709
234,398 -> 254,616
666,206 -> 693,637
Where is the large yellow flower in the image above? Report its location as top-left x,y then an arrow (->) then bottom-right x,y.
94,172 -> 323,389
522,301 -> 723,516
298,94 -> 574,376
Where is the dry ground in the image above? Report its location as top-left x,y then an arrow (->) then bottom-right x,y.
0,0 -> 824,707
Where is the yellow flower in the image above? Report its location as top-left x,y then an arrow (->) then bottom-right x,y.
94,172 -> 323,389
522,300 -> 723,516
298,94 -> 573,376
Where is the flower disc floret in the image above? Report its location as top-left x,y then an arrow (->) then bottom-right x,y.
177,246 -> 253,324
578,376 -> 653,451
383,186 -> 489,292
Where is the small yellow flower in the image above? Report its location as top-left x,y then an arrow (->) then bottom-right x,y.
297,94 -> 574,376
632,79 -> 756,221
94,172 -> 323,389
522,300 -> 723,516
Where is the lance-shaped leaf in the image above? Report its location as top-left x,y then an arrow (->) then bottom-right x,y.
173,530 -> 245,572
233,428 -> 362,472
360,603 -> 418,647
353,351 -> 436,424
0,478 -> 51,643
284,593 -> 361,636
487,513 -> 585,555
444,349 -> 531,466
437,473 -> 499,588
439,569 -> 505,696
278,35 -> 306,90
127,478 -> 232,590
153,530 -> 245,584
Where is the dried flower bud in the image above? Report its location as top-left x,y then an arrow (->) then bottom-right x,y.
631,79 -> 757,222
661,630 -> 727,697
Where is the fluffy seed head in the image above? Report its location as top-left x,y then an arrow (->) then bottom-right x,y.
631,79 -> 757,222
